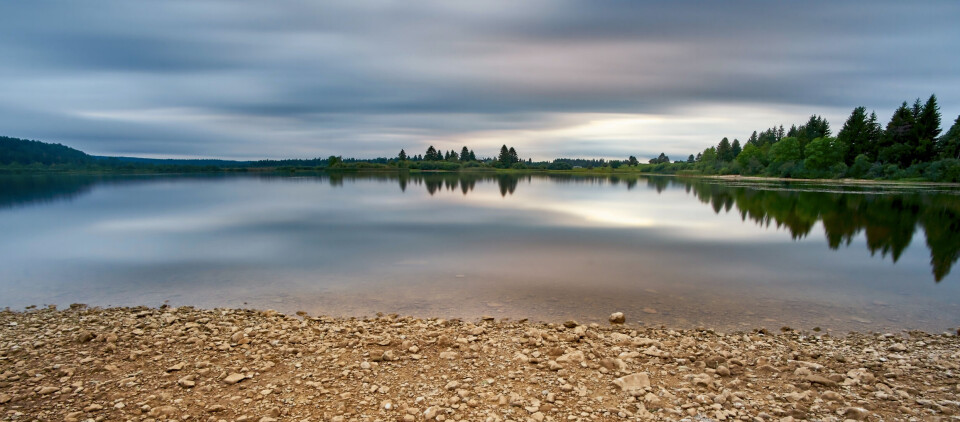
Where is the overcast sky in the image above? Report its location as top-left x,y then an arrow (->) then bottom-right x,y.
2,1 -> 959,161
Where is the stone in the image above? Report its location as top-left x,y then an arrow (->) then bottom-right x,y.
805,374 -> 837,387
152,405 -> 178,417
609,312 -> 625,324
600,357 -> 627,371
821,391 -> 843,401
439,351 -> 458,360
613,372 -> 650,392
224,373 -> 246,384
76,331 -> 95,343
166,362 -> 185,372
843,407 -> 869,420
643,392 -> 662,409
37,386 -> 59,395
563,320 -> 579,328
716,365 -> 731,377
556,350 -> 585,363
0,394 -> 11,404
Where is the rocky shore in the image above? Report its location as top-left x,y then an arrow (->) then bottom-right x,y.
1,306 -> 959,422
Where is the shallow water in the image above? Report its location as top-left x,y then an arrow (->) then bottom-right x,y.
1,172 -> 959,333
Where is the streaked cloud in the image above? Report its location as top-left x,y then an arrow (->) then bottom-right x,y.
0,1 -> 958,160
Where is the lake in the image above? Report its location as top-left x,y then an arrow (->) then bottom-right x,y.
1,172 -> 959,333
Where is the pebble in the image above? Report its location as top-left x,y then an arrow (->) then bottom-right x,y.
1,305 -> 955,422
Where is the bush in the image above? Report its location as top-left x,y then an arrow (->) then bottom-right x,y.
510,162 -> 527,170
882,164 -> 902,179
923,159 -> 960,182
829,162 -> 848,179
848,154 -> 872,178
417,161 -> 462,171
548,162 -> 573,170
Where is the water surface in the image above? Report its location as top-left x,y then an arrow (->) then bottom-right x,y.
1,172 -> 959,333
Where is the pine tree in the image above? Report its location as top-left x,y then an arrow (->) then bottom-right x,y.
915,94 -> 942,162
732,139 -> 742,158
687,154 -> 695,163
879,102 -> 918,167
747,131 -> 759,146
717,137 -> 732,162
398,149 -> 407,161
939,114 -> 960,159
425,146 -> 438,161
498,145 -> 510,165
837,106 -> 882,163
469,150 -> 477,161
508,147 -> 519,164
460,146 -> 470,162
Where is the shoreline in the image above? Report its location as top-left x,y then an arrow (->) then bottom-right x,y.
5,168 -> 960,189
696,174 -> 960,188
2,305 -> 959,421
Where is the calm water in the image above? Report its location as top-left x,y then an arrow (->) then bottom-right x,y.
1,172 -> 959,333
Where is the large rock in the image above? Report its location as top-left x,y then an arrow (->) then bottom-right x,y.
223,373 -> 246,385
613,372 -> 650,392
608,312 -> 625,324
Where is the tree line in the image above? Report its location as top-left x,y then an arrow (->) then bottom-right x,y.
682,94 -> 960,182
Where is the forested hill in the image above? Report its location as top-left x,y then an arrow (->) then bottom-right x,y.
0,136 -> 93,166
94,156 -> 248,167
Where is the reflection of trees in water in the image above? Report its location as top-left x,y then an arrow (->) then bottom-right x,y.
5,171 -> 958,282
0,175 -> 99,209
685,180 -> 960,282
398,172 -> 960,281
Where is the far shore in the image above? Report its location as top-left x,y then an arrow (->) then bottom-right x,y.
5,165 -> 960,189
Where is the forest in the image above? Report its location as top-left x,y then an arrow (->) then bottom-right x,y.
676,94 -> 960,182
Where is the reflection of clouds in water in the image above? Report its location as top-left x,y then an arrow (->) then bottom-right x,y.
0,173 -> 959,333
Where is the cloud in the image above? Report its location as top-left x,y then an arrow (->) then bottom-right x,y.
0,1 -> 958,159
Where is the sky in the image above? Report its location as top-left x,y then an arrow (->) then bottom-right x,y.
1,1 -> 959,161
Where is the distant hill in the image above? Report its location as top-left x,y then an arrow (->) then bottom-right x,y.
0,136 -> 93,166
0,135 -> 254,168
93,156 -> 249,167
